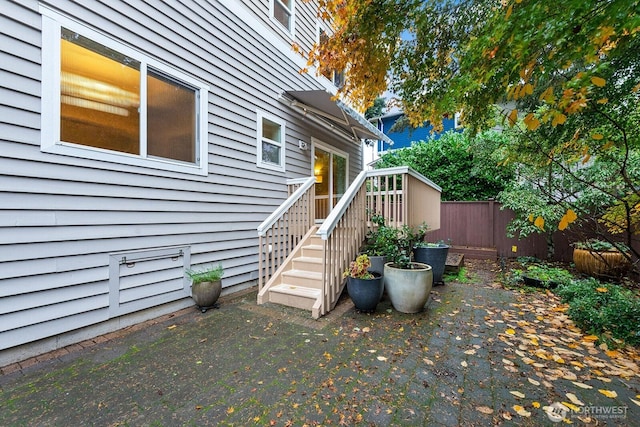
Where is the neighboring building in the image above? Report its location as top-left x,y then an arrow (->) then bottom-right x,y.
0,0 -> 393,365
364,111 -> 462,166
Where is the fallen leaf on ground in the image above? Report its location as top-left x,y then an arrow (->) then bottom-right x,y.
476,406 -> 493,414
461,361 -> 468,367
599,389 -> 618,398
377,356 -> 388,361
510,391 -> 525,399
528,378 -> 540,386
572,381 -> 593,389
513,405 -> 531,417
566,393 -> 584,406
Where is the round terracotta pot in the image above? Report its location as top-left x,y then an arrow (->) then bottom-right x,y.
383,262 -> 433,313
573,248 -> 631,277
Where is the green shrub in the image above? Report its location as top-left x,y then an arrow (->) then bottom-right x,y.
555,279 -> 640,347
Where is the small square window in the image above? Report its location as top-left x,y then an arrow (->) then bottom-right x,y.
272,0 -> 294,33
257,111 -> 286,172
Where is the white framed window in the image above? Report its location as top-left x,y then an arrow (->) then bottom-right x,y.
318,27 -> 344,88
454,112 -> 463,129
270,0 -> 295,34
257,111 -> 286,172
40,8 -> 210,176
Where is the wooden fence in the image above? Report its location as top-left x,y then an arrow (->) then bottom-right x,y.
424,200 -> 615,262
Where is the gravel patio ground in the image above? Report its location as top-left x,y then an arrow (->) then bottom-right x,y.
1,259 -> 638,426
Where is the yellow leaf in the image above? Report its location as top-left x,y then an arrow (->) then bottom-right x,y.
552,355 -> 565,364
582,154 -> 591,164
591,76 -> 606,87
524,83 -> 534,95
596,287 -> 609,293
602,140 -> 614,150
539,87 -> 555,103
505,4 -> 513,19
524,113 -> 541,131
631,398 -> 640,407
227,407 -> 235,414
513,405 -> 531,417
508,109 -> 518,125
558,216 -> 569,231
552,113 -> 567,126
532,401 -> 541,408
528,214 -> 534,222
534,216 -> 545,230
583,335 -> 599,341
506,328 -> 516,335
510,390 -> 525,399
167,325 -> 177,330
597,98 -> 608,104
592,133 -> 604,140
599,389 -> 618,398
566,209 -> 577,222
562,401 -> 580,412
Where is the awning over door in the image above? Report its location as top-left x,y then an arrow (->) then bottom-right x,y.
281,90 -> 393,145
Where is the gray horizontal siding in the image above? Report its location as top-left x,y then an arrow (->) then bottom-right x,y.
0,0 -> 364,355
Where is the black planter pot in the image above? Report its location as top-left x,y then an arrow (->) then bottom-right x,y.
413,244 -> 449,285
522,275 -> 558,289
346,273 -> 384,313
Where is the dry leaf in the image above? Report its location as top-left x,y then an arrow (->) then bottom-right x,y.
503,358 -> 515,366
566,393 -> 584,406
562,401 -> 580,412
631,398 -> 640,407
464,349 -> 476,355
528,378 -> 540,386
505,328 -> 516,335
377,356 -> 388,361
572,381 -> 593,389
461,361 -> 468,367
476,406 -> 493,415
532,401 -> 541,408
510,391 -> 525,399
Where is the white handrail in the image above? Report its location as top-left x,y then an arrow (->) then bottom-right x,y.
316,170 -> 367,240
257,176 -> 316,236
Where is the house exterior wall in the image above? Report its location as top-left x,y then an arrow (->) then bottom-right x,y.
0,0 -> 363,365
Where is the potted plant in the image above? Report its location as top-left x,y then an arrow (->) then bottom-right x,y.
572,239 -> 631,278
383,223 -> 434,313
413,241 -> 449,286
343,254 -> 384,313
361,214 -> 399,277
186,264 -> 224,312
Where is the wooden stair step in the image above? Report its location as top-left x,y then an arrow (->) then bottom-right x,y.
269,284 -> 322,299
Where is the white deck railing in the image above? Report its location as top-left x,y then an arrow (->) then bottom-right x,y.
257,167 -> 441,315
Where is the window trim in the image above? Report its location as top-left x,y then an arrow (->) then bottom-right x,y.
256,110 -> 286,172
269,0 -> 295,35
317,24 -> 344,88
40,7 -> 210,176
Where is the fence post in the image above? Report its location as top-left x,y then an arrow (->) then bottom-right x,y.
488,198 -> 495,248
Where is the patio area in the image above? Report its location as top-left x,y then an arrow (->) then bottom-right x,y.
1,259 -> 638,426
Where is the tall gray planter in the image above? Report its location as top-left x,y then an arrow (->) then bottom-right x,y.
383,262 -> 433,313
413,244 -> 449,285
